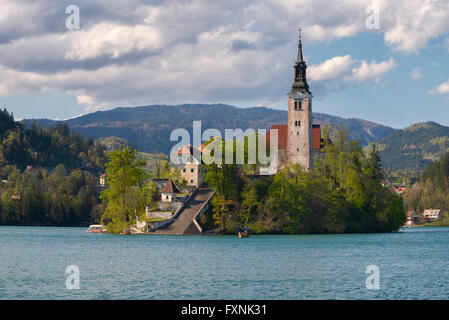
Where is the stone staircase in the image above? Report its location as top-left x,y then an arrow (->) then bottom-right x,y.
151,186 -> 215,235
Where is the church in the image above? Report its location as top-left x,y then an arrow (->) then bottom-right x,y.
265,30 -> 323,173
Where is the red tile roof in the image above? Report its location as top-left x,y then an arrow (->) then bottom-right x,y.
161,179 -> 179,194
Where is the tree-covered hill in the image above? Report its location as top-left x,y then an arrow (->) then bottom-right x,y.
0,109 -> 105,173
403,150 -> 449,217
0,108 -> 107,227
369,122 -> 449,172
25,104 -> 395,154
96,136 -> 133,151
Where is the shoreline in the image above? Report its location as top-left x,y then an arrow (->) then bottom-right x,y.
3,224 -> 448,235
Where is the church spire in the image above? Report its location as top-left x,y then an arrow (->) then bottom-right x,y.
296,28 -> 304,63
290,28 -> 310,94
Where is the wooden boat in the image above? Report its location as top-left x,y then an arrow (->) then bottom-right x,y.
238,227 -> 250,238
87,224 -> 106,233
120,228 -> 131,235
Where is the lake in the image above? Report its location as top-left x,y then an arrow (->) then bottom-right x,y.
0,226 -> 448,299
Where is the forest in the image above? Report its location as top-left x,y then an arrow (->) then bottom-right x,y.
403,150 -> 449,217
0,109 -> 106,226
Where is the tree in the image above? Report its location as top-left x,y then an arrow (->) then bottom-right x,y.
367,144 -> 384,183
100,146 -> 150,233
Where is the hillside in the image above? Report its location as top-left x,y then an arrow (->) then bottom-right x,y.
0,109 -> 105,172
403,150 -> 449,220
371,122 -> 449,172
26,104 -> 395,154
96,136 -> 133,151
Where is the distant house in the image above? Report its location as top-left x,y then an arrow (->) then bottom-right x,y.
160,179 -> 180,203
392,185 -> 407,194
411,211 -> 420,222
382,180 -> 393,188
176,145 -> 206,188
405,210 -> 419,226
423,209 -> 441,222
99,174 -> 107,187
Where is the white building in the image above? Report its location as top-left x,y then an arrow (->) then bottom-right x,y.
423,209 -> 441,221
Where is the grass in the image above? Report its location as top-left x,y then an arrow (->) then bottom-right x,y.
149,218 -> 169,222
137,152 -> 169,176
414,217 -> 449,227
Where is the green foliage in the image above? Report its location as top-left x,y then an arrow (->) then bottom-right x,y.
100,146 -> 152,233
0,109 -> 106,172
403,150 -> 449,216
203,126 -> 406,234
0,165 -> 103,226
0,109 -> 107,226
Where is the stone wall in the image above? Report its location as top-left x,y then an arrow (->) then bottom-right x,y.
287,95 -> 312,171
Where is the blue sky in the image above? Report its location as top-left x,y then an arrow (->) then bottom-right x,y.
0,0 -> 448,128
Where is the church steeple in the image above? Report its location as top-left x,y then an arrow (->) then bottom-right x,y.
287,28 -> 313,171
290,28 -> 310,95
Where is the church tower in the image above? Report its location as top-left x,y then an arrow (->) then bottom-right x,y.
287,29 -> 313,171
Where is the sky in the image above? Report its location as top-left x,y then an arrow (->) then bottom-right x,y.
0,0 -> 448,128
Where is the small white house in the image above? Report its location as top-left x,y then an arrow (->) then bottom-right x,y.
423,209 -> 441,221
160,179 -> 179,203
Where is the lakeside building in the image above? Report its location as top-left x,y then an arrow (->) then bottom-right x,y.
405,210 -> 420,226
176,145 -> 206,189
99,173 -> 107,187
423,209 -> 441,222
160,179 -> 179,203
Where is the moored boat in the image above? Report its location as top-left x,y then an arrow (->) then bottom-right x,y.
238,227 -> 250,238
87,224 -> 106,233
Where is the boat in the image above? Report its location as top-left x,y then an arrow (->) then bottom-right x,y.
87,224 -> 106,233
120,228 -> 131,235
238,227 -> 250,238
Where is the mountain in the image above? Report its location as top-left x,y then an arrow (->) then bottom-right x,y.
25,104 -> 394,154
371,121 -> 449,172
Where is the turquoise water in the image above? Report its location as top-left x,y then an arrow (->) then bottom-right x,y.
1,226 -> 448,300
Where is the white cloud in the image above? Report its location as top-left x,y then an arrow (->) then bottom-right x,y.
351,58 -> 397,82
429,79 -> 449,95
382,0 -> 449,53
308,56 -> 396,83
308,55 -> 355,82
66,23 -> 163,61
0,0 -> 448,112
410,67 -> 423,80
